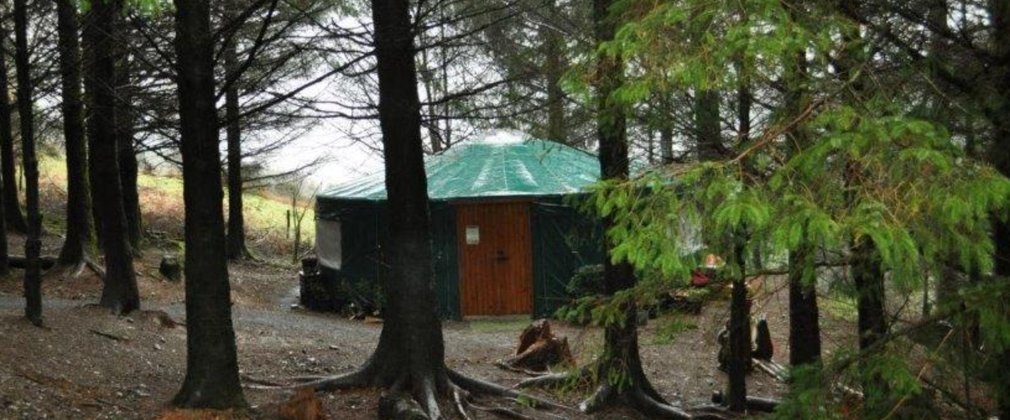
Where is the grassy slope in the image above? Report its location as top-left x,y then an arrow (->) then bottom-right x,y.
36,154 -> 314,261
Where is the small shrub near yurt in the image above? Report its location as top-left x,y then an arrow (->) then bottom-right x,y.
565,264 -> 605,299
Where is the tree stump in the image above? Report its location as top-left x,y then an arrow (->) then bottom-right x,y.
753,318 -> 773,361
159,255 -> 181,282
496,319 -> 575,374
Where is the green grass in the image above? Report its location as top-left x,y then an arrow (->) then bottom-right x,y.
37,154 -> 314,259
653,314 -> 698,345
821,294 -> 859,322
468,317 -> 532,333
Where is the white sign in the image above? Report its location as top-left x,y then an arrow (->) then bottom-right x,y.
465,226 -> 480,245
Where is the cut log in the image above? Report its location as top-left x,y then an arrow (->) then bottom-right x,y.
753,358 -> 788,382
158,255 -> 181,282
496,319 -> 574,374
8,255 -> 55,270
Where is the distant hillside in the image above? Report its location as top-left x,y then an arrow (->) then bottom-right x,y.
35,154 -> 315,262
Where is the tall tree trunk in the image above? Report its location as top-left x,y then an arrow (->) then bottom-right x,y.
82,11 -> 102,246
783,4 -> 821,367
116,72 -> 141,254
348,0 -> 447,412
726,234 -> 750,412
113,30 -> 141,254
225,39 -> 247,260
659,114 -> 673,163
544,0 -> 566,144
558,1 -> 691,417
14,0 -> 40,326
695,89 -> 721,160
56,0 -> 94,267
88,0 -> 139,314
170,0 -> 245,408
987,1 -> 1010,417
0,23 -> 24,235
0,26 -> 10,275
835,2 -> 889,412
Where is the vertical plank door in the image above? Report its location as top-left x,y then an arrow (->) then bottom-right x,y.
456,201 -> 533,316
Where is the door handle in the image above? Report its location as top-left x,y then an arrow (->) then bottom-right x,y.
495,250 -> 509,261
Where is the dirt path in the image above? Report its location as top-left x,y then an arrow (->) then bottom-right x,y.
0,256 -> 845,419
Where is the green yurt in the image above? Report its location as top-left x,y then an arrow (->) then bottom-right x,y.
312,132 -> 603,319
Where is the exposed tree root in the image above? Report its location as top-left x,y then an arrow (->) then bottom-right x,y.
515,365 -> 592,390
252,366 -> 572,419
518,363 -> 725,419
83,256 -> 105,278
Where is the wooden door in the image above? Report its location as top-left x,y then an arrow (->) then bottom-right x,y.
456,201 -> 533,316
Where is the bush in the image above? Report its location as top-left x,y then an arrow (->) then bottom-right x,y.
566,264 -> 605,298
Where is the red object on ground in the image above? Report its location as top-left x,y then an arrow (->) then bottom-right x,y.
691,270 -> 710,287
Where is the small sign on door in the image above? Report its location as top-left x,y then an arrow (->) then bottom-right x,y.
465,225 -> 480,245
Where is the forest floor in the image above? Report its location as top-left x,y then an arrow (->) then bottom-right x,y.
0,232 -> 866,419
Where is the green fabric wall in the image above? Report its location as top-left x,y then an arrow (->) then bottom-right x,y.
315,196 -> 601,319
531,199 -> 604,318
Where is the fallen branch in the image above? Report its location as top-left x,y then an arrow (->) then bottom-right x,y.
753,358 -> 788,382
88,329 -> 129,342
710,391 -> 779,413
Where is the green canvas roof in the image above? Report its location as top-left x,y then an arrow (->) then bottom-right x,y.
319,134 -> 600,201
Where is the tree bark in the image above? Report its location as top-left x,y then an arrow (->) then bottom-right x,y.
14,0 -> 40,326
170,0 -> 246,409
0,24 -> 10,275
351,0 -> 448,414
0,22 -> 24,234
544,0 -> 566,145
659,118 -> 673,164
576,1 -> 688,417
56,0 -> 95,267
694,89 -> 721,161
115,47 -> 141,254
225,38 -> 247,260
988,2 -> 1010,418
782,5 -> 821,366
788,246 -> 821,366
87,0 -> 140,314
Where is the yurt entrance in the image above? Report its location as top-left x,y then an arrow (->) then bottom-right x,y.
455,201 -> 533,316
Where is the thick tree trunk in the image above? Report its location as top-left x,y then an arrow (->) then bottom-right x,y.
88,0 -> 139,314
987,1 -> 1010,417
781,8 -> 822,366
727,244 -> 750,412
82,12 -> 102,246
56,0 -> 94,266
114,34 -> 141,254
170,0 -> 246,409
0,27 -> 10,275
659,121 -> 673,164
852,239 -> 887,397
788,246 -> 821,366
0,24 -> 24,235
117,99 -> 141,254
571,1 -> 689,417
354,0 -> 448,414
225,40 -> 247,260
695,89 -> 721,161
14,0 -> 40,326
